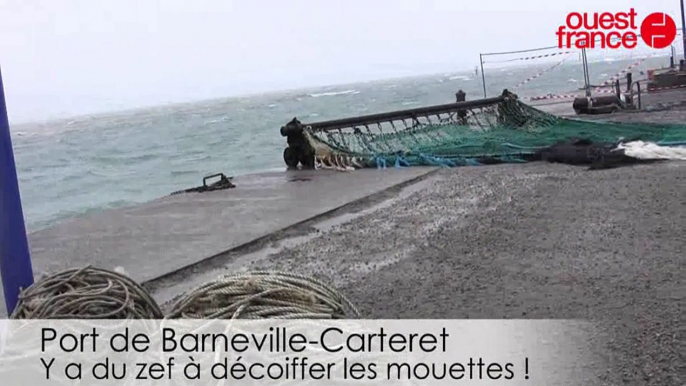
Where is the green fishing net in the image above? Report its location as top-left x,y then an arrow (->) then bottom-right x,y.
305,95 -> 686,167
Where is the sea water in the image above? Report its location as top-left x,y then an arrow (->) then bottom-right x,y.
10,57 -> 673,231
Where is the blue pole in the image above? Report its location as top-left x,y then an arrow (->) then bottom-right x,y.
0,66 -> 34,315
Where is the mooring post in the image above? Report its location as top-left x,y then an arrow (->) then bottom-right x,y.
0,66 -> 34,315
455,89 -> 466,102
455,90 -> 467,124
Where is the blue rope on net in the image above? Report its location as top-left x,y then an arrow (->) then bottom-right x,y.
496,154 -> 530,163
502,142 -> 543,151
373,155 -> 387,169
394,156 -> 410,168
418,154 -> 455,167
463,158 -> 481,166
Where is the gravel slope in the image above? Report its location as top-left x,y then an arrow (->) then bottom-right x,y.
243,162 -> 685,386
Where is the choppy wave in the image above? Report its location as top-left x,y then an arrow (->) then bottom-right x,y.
13,54 -> 677,232
170,169 -> 201,177
204,117 -> 228,124
308,90 -> 359,97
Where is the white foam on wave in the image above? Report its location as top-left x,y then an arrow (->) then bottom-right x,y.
567,78 -> 578,83
204,117 -> 228,124
619,141 -> 686,160
308,90 -> 359,98
449,75 -> 470,81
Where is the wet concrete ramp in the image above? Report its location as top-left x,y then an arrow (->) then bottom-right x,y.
23,167 -> 435,289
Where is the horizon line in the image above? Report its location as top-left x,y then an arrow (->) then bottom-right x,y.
9,52 -> 676,127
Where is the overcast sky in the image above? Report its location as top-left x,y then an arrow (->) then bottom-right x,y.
1,0 -> 683,122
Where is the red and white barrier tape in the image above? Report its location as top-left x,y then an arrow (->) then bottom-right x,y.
647,84 -> 686,92
529,88 -> 620,101
595,56 -> 649,91
484,51 -> 573,64
531,83 -> 685,101
594,88 -> 618,94
512,54 -> 572,89
516,51 -> 573,61
529,93 -> 580,101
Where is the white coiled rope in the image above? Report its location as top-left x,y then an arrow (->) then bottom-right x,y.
167,271 -> 360,319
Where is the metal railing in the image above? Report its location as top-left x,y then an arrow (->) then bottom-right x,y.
302,94 -> 508,132
629,81 -> 642,110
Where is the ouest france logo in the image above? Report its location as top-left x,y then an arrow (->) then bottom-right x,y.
556,9 -> 677,49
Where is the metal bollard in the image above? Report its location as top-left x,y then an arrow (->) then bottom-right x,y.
455,89 -> 466,102
455,90 -> 467,123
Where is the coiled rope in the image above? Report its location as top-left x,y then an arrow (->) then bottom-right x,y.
167,271 -> 360,319
10,266 -> 164,319
9,267 -> 359,320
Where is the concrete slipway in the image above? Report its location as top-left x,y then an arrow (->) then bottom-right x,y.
0,167 -> 436,316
